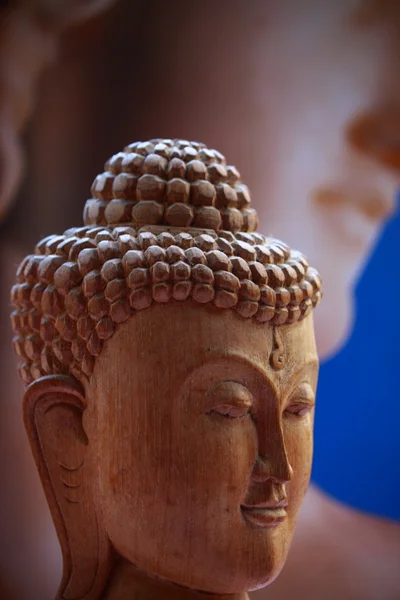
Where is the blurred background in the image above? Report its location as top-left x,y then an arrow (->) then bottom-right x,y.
314,208 -> 400,521
0,1 -> 399,599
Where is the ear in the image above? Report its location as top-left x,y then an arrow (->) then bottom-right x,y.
24,375 -> 111,600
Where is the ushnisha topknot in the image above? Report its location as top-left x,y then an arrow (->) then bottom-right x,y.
11,139 -> 322,385
86,138 -> 258,232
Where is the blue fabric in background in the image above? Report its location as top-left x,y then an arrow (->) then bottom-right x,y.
312,198 -> 400,522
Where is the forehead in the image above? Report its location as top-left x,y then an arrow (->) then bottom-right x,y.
90,303 -> 317,392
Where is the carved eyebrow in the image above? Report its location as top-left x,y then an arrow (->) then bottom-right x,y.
207,381 -> 254,407
289,382 -> 315,402
183,355 -> 279,412
190,352 -> 276,383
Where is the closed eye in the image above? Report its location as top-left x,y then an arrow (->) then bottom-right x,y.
284,402 -> 314,419
210,403 -> 252,419
206,381 -> 253,420
284,382 -> 315,419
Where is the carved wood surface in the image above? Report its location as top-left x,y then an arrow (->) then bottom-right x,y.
12,140 -> 321,599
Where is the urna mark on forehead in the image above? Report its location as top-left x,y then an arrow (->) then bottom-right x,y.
10,138 -> 322,387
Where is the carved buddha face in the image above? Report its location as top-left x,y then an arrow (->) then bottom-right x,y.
83,304 -> 318,593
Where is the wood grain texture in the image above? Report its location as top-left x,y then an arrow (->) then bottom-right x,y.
13,140 -> 321,599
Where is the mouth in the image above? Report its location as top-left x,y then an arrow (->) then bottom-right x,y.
240,504 -> 287,528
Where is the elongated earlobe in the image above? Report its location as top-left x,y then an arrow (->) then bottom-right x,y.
23,375 -> 111,600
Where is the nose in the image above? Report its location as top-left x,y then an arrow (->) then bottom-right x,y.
251,425 -> 293,484
251,455 -> 293,484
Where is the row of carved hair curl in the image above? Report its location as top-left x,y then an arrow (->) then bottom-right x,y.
11,225 -> 322,384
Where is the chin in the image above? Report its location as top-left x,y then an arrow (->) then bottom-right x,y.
204,566 -> 284,596
190,531 -> 290,595
237,534 -> 291,592
244,558 -> 287,593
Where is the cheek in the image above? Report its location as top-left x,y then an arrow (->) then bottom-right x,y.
175,414 -> 258,508
95,405 -> 259,528
94,406 -> 263,588
284,419 -> 314,511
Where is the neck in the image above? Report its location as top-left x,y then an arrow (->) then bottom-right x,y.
102,558 -> 249,600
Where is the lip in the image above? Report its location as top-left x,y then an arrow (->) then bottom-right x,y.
241,506 -> 287,528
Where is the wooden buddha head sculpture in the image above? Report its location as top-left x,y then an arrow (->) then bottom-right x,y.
11,139 -> 322,600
